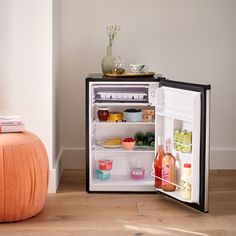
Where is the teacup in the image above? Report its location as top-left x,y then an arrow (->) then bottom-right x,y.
129,64 -> 148,74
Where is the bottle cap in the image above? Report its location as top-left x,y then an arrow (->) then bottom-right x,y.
184,163 -> 191,168
165,138 -> 171,153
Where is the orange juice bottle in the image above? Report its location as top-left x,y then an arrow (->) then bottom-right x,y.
162,139 -> 176,191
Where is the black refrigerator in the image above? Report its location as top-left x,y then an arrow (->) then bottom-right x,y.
85,73 -> 210,212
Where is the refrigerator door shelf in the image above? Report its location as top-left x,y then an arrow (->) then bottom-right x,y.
156,108 -> 193,123
157,188 -> 197,204
173,151 -> 192,158
151,171 -> 198,204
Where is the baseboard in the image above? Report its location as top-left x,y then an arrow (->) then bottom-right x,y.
60,147 -> 236,170
61,147 -> 85,169
210,148 -> 236,169
47,148 -> 85,193
48,149 -> 63,193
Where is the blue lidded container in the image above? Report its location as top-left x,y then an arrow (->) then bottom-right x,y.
96,169 -> 110,180
123,108 -> 142,122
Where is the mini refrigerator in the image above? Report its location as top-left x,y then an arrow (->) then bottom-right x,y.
85,73 -> 211,212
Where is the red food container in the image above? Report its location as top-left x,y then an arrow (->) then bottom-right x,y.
131,168 -> 145,180
98,159 -> 113,170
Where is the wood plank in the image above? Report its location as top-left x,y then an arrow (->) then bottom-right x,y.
0,170 -> 235,236
0,229 -> 228,236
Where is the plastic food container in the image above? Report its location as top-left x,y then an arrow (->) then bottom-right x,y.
107,112 -> 123,122
131,168 -> 145,180
96,169 -> 110,180
142,109 -> 154,122
123,109 -> 142,122
98,159 -> 113,170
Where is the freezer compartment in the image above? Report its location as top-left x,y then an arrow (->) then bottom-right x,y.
90,152 -> 155,192
92,84 -> 149,103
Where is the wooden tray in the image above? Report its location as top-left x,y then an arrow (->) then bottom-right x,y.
104,72 -> 155,78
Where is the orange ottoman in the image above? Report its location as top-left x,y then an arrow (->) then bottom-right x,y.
0,131 -> 49,222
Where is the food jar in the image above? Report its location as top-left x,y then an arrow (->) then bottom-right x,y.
112,57 -> 126,74
107,112 -> 123,122
142,109 -> 154,122
97,108 -> 109,121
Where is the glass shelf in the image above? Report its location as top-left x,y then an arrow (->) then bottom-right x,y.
92,102 -> 152,106
92,119 -> 155,125
93,145 -> 155,153
92,175 -> 154,185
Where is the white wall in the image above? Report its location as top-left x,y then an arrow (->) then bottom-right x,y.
53,0 -> 62,191
0,0 -> 60,191
60,0 -> 236,169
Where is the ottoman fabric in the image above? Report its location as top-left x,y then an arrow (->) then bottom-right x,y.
0,131 -> 49,222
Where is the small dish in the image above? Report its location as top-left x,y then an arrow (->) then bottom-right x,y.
129,64 -> 148,74
122,137 -> 136,150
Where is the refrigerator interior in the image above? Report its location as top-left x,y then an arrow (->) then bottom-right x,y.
155,86 -> 201,204
89,82 -> 158,192
89,82 -> 202,199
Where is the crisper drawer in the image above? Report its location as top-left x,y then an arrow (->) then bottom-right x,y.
89,151 -> 156,192
92,84 -> 149,103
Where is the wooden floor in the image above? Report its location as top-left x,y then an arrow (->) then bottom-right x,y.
0,170 -> 236,236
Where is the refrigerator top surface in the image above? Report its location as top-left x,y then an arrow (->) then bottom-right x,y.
86,73 -> 162,82
86,74 -> 211,90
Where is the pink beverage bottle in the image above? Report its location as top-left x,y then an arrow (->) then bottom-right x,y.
162,139 -> 176,192
154,136 -> 164,188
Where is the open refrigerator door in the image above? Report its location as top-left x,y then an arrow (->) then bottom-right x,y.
152,80 -> 210,212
